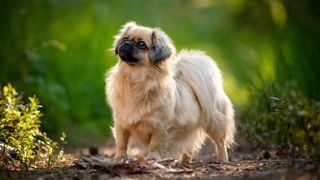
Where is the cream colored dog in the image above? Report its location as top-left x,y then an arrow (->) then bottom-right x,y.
106,22 -> 235,162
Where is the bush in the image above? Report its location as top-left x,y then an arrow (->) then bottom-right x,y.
239,82 -> 320,158
0,84 -> 65,170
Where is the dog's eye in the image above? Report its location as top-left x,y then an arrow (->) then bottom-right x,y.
136,41 -> 147,49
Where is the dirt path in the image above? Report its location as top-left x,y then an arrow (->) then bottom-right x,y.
3,156 -> 318,179
1,142 -> 319,179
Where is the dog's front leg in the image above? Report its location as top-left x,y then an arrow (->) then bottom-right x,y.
114,124 -> 130,161
147,130 -> 163,160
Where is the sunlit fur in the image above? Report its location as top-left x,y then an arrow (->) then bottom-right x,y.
106,22 -> 235,162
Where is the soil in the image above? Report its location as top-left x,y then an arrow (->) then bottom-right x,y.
1,140 -> 319,180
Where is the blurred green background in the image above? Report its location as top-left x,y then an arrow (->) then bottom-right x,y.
1,0 -> 319,146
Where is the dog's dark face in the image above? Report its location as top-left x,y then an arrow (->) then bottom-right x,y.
113,22 -> 176,66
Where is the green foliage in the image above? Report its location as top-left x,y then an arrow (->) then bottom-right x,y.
239,82 -> 320,157
0,84 -> 64,169
0,0 -> 319,146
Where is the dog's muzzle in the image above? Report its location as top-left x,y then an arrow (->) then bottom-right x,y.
118,41 -> 139,63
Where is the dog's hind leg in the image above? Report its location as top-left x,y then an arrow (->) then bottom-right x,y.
180,129 -> 206,163
214,137 -> 228,162
209,134 -> 228,162
205,121 -> 228,162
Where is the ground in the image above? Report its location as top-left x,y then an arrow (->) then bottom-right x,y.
1,140 -> 319,179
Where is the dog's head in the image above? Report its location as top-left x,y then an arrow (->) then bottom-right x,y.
112,22 -> 176,66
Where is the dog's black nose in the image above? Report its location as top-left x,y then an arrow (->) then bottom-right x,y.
120,41 -> 133,52
123,41 -> 131,48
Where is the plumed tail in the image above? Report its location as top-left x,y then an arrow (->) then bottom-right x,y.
173,50 -> 235,147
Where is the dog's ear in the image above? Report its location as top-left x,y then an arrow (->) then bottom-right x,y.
148,28 -> 176,64
112,22 -> 137,54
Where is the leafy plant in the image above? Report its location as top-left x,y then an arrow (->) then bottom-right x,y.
0,84 -> 65,170
239,81 -> 320,157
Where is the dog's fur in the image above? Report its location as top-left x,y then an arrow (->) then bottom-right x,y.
106,22 -> 235,162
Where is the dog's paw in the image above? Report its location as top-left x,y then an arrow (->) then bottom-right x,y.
114,152 -> 127,163
181,153 -> 192,163
217,157 -> 229,163
147,152 -> 161,161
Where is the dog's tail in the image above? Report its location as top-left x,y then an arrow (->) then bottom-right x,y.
173,50 -> 235,147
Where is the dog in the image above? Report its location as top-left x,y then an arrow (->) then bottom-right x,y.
106,22 -> 235,162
